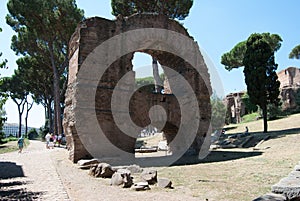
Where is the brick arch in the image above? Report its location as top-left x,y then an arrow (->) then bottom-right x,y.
63,13 -> 212,164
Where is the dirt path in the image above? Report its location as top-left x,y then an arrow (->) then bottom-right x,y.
0,140 -> 199,201
0,140 -> 70,200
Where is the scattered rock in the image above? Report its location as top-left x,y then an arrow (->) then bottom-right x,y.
131,182 -> 150,191
252,193 -> 286,201
158,178 -> 172,188
110,169 -> 133,188
228,135 -> 237,139
294,165 -> 300,171
239,136 -> 254,148
289,171 -> 300,178
89,163 -> 115,178
126,164 -> 142,174
77,159 -> 99,167
112,164 -> 142,174
272,176 -> 300,200
88,164 -> 98,176
158,140 -> 168,151
220,144 -> 237,149
141,169 -> 157,185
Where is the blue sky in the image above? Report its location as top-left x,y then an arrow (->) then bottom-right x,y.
1,0 -> 300,127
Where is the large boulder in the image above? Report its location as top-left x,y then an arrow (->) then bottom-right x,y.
252,193 -> 286,201
158,178 -> 172,188
89,163 -> 115,178
131,182 -> 150,191
110,169 -> 133,188
77,159 -> 99,169
141,169 -> 157,185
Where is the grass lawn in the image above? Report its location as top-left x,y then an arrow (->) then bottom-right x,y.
0,138 -> 30,154
139,113 -> 300,200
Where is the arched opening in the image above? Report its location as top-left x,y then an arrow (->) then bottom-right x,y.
131,52 -> 172,157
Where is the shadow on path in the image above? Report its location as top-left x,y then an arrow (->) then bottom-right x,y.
0,162 -> 24,179
0,162 -> 44,200
0,188 -> 43,201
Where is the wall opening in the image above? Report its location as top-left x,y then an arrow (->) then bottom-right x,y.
132,52 -> 172,157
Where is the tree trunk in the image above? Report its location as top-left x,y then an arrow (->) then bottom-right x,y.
18,106 -> 22,138
12,99 -> 25,138
152,58 -> 163,93
25,99 -> 34,136
49,48 -> 63,136
262,105 -> 268,133
47,100 -> 54,133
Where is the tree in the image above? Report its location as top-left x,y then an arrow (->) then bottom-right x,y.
111,0 -> 193,20
289,45 -> 300,59
211,94 -> 226,132
27,128 -> 38,140
111,0 -> 193,92
16,56 -> 54,133
0,27 -> 8,69
6,0 -> 84,135
221,33 -> 282,71
222,33 -> 281,133
0,75 -> 27,137
241,92 -> 258,114
0,94 -> 7,142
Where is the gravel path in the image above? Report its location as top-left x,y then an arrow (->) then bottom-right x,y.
0,140 -> 199,201
0,140 -> 70,201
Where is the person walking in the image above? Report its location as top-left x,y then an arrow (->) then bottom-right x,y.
17,135 -> 26,153
45,133 -> 51,149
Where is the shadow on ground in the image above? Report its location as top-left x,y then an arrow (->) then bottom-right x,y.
0,187 -> 43,200
0,162 -> 44,200
228,127 -> 300,139
200,150 -> 262,163
171,150 -> 262,166
135,150 -> 262,167
0,162 -> 24,179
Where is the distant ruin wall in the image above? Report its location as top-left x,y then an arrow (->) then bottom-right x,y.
277,67 -> 300,88
278,67 -> 300,111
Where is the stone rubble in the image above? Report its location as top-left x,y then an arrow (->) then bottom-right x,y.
253,161 -> 300,201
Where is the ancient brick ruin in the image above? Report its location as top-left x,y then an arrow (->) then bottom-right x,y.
63,14 -> 212,164
224,92 -> 246,124
277,67 -> 300,111
224,67 -> 300,123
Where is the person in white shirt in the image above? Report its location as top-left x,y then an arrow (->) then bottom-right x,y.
45,133 -> 51,149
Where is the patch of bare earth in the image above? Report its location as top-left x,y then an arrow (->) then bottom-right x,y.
54,114 -> 300,201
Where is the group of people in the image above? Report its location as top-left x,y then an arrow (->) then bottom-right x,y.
45,133 -> 63,149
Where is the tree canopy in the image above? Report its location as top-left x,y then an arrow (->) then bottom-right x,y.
111,0 -> 193,20
221,33 -> 282,71
6,0 -> 84,135
289,45 -> 300,59
0,27 -> 8,68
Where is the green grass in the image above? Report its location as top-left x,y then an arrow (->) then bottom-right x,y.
0,144 -> 18,154
0,138 -> 30,154
0,136 -> 18,144
241,112 -> 260,123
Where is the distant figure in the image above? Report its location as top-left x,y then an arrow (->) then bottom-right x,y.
49,133 -> 54,149
45,133 -> 51,149
17,136 -> 25,153
57,134 -> 62,147
245,126 -> 249,134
